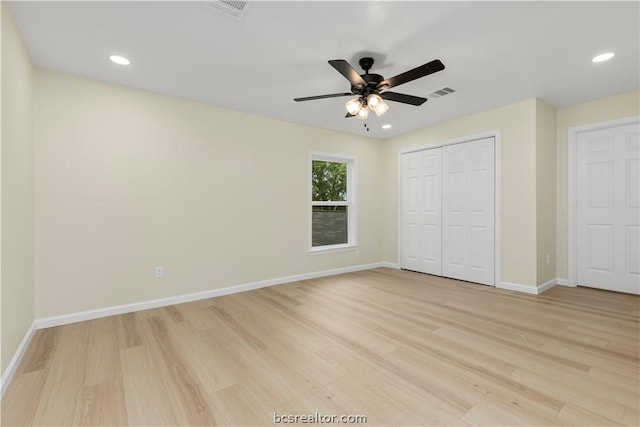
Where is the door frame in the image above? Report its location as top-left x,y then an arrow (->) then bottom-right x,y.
567,115 -> 640,287
398,130 -> 501,286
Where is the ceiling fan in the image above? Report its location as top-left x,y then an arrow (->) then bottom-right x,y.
294,57 -> 445,120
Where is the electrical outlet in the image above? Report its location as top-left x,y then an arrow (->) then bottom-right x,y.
546,254 -> 551,264
155,266 -> 164,278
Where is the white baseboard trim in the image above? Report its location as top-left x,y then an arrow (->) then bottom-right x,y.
556,278 -> 574,287
537,278 -> 558,294
1,321 -> 37,398
496,281 -> 540,294
497,278 -> 568,295
380,262 -> 401,269
35,262 -> 386,330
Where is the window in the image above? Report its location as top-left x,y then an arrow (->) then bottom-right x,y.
309,153 -> 357,253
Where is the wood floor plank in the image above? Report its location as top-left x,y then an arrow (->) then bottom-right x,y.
459,400 -> 557,427
163,305 -> 185,323
119,344 -> 185,426
161,318 -> 237,394
208,305 -> 267,351
255,348 -> 352,416
2,268 -> 638,426
219,342 -> 294,411
555,402 -> 622,426
388,339 -> 560,423
116,312 -> 143,349
17,327 -> 60,375
215,383 -> 273,426
510,367 -> 636,423
432,326 -> 590,378
255,350 -> 353,419
296,302 -> 399,355
522,364 -> 638,409
142,316 -> 215,425
541,340 -> 639,378
178,302 -> 220,331
330,348 -> 472,425
317,344 -> 473,418
241,291 -> 335,352
258,329 -> 348,386
31,321 -> 90,426
84,316 -> 121,387
1,370 -> 48,426
588,366 -> 640,393
462,403 -> 520,426
79,378 -> 128,426
324,374 -> 415,426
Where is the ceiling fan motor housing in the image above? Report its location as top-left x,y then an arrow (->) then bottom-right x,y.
351,57 -> 385,95
351,74 -> 384,94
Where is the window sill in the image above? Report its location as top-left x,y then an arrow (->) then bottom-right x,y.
308,244 -> 359,255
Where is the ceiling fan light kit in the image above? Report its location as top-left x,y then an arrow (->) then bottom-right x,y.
345,95 -> 387,120
294,56 -> 445,123
345,97 -> 363,115
369,95 -> 389,117
367,93 -> 383,108
356,104 -> 369,120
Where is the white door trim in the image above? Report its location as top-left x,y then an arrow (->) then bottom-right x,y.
567,115 -> 640,287
397,130 -> 501,287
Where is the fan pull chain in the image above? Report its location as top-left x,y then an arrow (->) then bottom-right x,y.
364,121 -> 369,132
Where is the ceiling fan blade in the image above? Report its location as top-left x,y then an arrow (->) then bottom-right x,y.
328,60 -> 367,89
378,59 -> 445,90
380,91 -> 428,106
294,93 -> 353,102
345,112 -> 355,118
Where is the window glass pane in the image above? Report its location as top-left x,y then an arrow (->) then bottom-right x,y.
312,160 -> 347,202
312,205 -> 348,246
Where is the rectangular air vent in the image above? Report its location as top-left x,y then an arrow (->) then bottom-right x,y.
204,0 -> 249,19
427,86 -> 456,99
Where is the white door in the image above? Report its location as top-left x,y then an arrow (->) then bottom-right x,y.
576,124 -> 640,294
442,137 -> 495,285
401,149 -> 442,275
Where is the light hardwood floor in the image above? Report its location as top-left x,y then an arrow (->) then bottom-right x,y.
2,268 -> 639,426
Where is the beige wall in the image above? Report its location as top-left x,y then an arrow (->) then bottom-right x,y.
35,70 -> 383,318
1,3 -> 35,373
382,99 -> 539,287
555,91 -> 640,280
535,99 -> 557,285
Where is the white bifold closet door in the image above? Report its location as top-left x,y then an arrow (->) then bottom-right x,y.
576,124 -> 639,294
442,137 -> 495,286
401,137 -> 495,286
401,149 -> 442,275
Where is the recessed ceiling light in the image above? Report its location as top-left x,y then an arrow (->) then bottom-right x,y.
592,52 -> 615,63
382,124 -> 392,129
109,55 -> 130,65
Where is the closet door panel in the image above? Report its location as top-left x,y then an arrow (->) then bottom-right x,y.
442,138 -> 495,285
420,150 -> 442,274
402,154 -> 421,272
401,149 -> 442,275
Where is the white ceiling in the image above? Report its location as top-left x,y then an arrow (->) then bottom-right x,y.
8,1 -> 640,139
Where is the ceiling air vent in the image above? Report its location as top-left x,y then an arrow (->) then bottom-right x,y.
204,0 -> 249,19
427,86 -> 456,99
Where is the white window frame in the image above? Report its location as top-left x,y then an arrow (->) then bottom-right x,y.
308,152 -> 358,254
